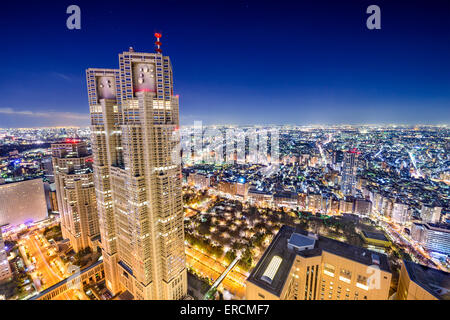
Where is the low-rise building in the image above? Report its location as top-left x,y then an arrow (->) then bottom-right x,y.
246,225 -> 392,300
0,231 -> 11,282
396,260 -> 450,300
411,222 -> 450,255
247,188 -> 273,206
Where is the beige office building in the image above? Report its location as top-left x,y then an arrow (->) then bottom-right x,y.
246,225 -> 392,300
51,140 -> 100,253
86,44 -> 187,300
396,260 -> 450,300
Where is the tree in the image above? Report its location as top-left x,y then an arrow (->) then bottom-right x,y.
238,248 -> 253,271
225,250 -> 237,264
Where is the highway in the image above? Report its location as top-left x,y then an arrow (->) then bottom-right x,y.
19,229 -> 89,300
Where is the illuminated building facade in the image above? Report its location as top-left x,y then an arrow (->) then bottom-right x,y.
354,198 -> 372,216
0,178 -> 48,228
188,172 -> 210,189
420,204 -> 442,224
410,222 -> 450,255
51,140 -> 100,253
341,149 -> 358,196
246,225 -> 392,300
87,38 -> 187,300
0,231 -> 11,281
391,202 -> 410,225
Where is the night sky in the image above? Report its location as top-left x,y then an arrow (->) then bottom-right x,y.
0,0 -> 449,127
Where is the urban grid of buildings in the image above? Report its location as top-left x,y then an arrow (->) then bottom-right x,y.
0,41 -> 449,301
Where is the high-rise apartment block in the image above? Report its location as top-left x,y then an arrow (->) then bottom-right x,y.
354,198 -> 372,216
51,140 -> 100,253
246,225 -> 392,300
341,149 -> 358,196
87,39 -> 187,300
391,202 -> 410,225
420,204 -> 442,224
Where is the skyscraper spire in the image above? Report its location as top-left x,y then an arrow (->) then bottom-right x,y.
155,32 -> 162,53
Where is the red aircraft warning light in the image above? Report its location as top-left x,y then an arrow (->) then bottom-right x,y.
155,32 -> 162,53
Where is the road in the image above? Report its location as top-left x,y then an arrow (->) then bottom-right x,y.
382,220 -> 448,272
372,211 -> 449,272
186,245 -> 247,299
19,229 -> 89,300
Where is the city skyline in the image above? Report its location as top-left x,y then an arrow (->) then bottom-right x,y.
0,123 -> 449,300
1,0 -> 450,127
0,0 -> 449,303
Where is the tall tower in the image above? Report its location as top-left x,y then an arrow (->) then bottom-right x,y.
341,149 -> 358,196
51,140 -> 100,253
87,34 -> 187,300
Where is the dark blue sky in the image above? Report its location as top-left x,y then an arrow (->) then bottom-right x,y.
0,0 -> 449,127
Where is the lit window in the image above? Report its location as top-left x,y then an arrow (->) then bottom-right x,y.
323,263 -> 335,277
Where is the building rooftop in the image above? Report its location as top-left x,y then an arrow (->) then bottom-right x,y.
247,225 -> 391,297
362,230 -> 389,242
404,260 -> 450,300
117,290 -> 134,300
288,232 -> 316,249
425,223 -> 450,232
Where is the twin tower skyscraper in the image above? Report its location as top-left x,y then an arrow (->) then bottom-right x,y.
86,38 -> 187,299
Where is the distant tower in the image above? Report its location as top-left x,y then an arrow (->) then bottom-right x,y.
86,33 -> 187,299
341,149 -> 359,196
51,140 -> 100,253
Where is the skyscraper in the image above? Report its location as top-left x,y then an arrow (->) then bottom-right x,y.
341,149 -> 358,196
87,36 -> 187,300
51,140 -> 100,253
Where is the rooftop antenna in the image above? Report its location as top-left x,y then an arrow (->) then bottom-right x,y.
154,32 -> 162,54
